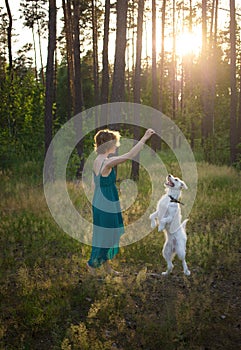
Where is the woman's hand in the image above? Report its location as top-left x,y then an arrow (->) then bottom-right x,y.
103,128 -> 156,169
143,128 -> 155,142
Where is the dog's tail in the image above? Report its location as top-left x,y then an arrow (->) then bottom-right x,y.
181,219 -> 189,230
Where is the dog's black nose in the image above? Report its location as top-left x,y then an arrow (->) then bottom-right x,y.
168,174 -> 171,177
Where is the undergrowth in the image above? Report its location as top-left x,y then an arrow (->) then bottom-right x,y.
0,160 -> 240,349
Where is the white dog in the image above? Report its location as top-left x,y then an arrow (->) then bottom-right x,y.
149,174 -> 190,276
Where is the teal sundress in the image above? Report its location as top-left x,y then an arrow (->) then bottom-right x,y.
88,160 -> 124,268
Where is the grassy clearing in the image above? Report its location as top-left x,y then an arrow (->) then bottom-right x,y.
0,161 -> 241,349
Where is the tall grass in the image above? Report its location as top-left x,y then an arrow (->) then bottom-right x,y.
0,161 -> 240,349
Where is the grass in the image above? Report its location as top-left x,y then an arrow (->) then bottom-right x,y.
0,160 -> 241,349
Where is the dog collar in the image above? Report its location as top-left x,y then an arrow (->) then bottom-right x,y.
168,195 -> 184,205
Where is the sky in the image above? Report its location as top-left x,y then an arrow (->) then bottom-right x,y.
8,0 -> 62,69
2,0 -> 237,70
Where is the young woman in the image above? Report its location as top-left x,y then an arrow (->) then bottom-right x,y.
87,128 -> 155,275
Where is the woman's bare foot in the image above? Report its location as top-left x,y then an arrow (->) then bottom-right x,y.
104,261 -> 121,275
86,262 -> 96,275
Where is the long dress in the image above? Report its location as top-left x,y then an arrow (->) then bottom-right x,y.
88,161 -> 124,268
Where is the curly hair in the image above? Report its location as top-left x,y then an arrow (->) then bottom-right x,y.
94,129 -> 121,154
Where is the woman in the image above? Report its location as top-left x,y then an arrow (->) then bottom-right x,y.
87,128 -> 155,274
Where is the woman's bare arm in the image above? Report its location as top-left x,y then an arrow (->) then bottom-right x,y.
91,173 -> 95,190
103,128 -> 155,169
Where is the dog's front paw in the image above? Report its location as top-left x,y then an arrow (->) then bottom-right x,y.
149,215 -> 156,229
184,269 -> 191,276
158,223 -> 165,232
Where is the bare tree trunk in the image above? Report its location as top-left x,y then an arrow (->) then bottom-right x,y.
160,0 -> 166,112
210,0 -> 215,40
230,0 -> 237,164
4,0 -> 13,140
180,2 -> 185,116
208,0 -> 218,136
110,0 -> 128,105
126,2 -> 134,102
201,0 -> 213,148
62,0 -> 74,119
126,24 -> 131,101
133,0 -> 144,105
131,1 -> 135,76
201,0 -> 207,144
73,0 -> 82,114
172,0 -> 177,148
131,0 -> 145,181
238,60 -> 241,157
201,0 -> 211,145
73,0 -> 84,178
151,0 -> 160,152
37,17 -> 45,84
4,0 -> 12,72
32,26 -> 38,80
152,0 -> 158,110
44,0 -> 56,181
101,0 -> 110,105
54,48 -> 58,118
91,0 -> 99,106
189,0 -> 195,149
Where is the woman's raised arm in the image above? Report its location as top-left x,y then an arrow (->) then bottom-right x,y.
104,128 -> 155,169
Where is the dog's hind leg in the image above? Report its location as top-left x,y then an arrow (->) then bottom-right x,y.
162,261 -> 174,276
177,248 -> 190,276
162,242 -> 174,275
182,259 -> 190,276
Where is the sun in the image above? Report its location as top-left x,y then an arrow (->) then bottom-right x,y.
163,28 -> 202,58
175,30 -> 202,57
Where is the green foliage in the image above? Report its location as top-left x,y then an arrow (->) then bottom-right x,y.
202,132 -> 230,165
0,70 -> 44,169
56,61 -> 70,123
56,50 -> 98,120
61,323 -> 112,350
233,142 -> 241,170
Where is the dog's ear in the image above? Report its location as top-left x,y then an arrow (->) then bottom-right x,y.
181,181 -> 188,190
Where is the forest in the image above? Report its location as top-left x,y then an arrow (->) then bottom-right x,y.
1,1 -> 241,349
0,0 -> 241,171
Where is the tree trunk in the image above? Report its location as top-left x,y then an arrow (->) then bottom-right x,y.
238,61 -> 241,158
44,0 -> 56,181
133,0 -> 144,105
151,0 -> 160,152
172,0 -> 177,148
159,0 -> 166,113
201,0 -> 207,144
208,0 -> 218,136
91,0 -> 99,106
73,0 -> 83,114
73,0 -> 84,178
230,0 -> 237,164
180,2 -> 185,117
201,0 -> 213,147
37,17 -> 45,84
62,0 -> 74,119
152,0 -> 158,110
4,0 -> 12,72
131,0 -> 145,181
110,0 -> 128,105
188,0 -> 195,149
101,0 -> 110,105
32,26 -> 38,80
